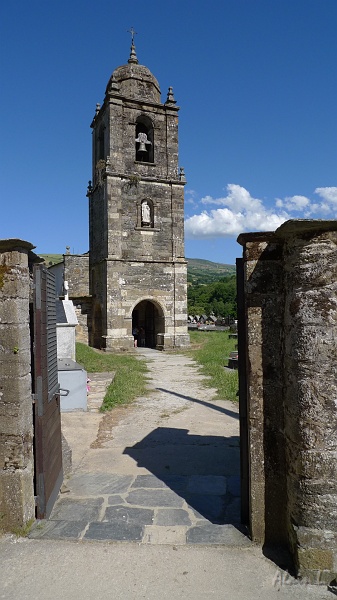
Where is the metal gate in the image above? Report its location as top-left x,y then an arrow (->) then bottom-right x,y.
32,264 -> 63,519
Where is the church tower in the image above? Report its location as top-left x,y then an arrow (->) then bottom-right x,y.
87,37 -> 190,350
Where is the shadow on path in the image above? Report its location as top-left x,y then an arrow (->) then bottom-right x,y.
124,427 -> 241,524
156,387 -> 240,420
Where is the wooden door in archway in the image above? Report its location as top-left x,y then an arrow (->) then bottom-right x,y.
145,301 -> 156,348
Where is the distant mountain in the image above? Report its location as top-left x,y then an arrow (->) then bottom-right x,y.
187,258 -> 235,285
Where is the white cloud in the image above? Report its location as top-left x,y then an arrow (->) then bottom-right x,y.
184,184 -> 337,240
319,203 -> 331,214
185,184 -> 289,239
201,184 -> 262,211
315,187 -> 337,205
281,195 -> 311,211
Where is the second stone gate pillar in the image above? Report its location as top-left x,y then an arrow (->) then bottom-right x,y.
280,221 -> 337,584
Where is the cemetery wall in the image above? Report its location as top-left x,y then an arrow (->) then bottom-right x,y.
64,255 -> 90,344
64,254 -> 89,298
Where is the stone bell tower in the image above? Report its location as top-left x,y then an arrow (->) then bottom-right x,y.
87,37 -> 190,350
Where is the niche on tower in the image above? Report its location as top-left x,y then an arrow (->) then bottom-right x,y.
141,198 -> 154,228
135,115 -> 154,163
136,198 -> 157,229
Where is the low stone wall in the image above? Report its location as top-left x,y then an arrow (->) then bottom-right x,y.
0,240 -> 36,531
238,220 -> 337,585
64,254 -> 89,298
73,298 -> 91,345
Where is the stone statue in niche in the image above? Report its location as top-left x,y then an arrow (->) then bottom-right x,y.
141,201 -> 151,226
135,132 -> 152,153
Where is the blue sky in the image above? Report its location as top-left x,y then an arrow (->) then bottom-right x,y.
1,1 -> 336,265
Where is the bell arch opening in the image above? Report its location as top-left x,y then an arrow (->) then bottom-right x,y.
135,115 -> 154,163
132,299 -> 164,348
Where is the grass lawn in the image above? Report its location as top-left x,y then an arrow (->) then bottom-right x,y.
76,330 -> 238,411
183,330 -> 238,402
75,342 -> 149,411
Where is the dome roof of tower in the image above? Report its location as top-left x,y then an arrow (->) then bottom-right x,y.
112,63 -> 161,102
106,42 -> 161,103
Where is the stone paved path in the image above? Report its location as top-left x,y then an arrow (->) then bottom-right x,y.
30,348 -> 246,546
86,371 -> 115,412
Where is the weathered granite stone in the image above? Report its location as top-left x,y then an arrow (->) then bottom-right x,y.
69,473 -> 133,495
29,519 -> 87,540
0,240 -> 36,531
84,521 -> 144,541
155,509 -> 191,526
186,494 -> 226,523
237,220 -> 337,584
61,433 -> 72,476
88,46 -> 189,350
187,524 -> 251,546
237,232 -> 286,546
126,489 -> 184,508
131,474 -> 169,488
103,505 -> 153,525
64,254 -> 89,298
50,497 -> 103,522
107,495 -> 125,505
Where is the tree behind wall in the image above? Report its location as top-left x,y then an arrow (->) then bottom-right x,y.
188,275 -> 237,318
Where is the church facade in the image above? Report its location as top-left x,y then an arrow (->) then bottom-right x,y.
87,41 -> 190,350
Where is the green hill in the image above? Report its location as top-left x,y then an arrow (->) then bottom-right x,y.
39,254 -> 63,266
187,258 -> 235,285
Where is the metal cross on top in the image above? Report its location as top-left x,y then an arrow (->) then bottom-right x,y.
128,27 -> 137,44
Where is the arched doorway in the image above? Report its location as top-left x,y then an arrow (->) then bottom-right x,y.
132,300 -> 164,348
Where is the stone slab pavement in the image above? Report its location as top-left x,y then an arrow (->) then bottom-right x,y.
2,348 -> 330,598
30,348 -> 245,546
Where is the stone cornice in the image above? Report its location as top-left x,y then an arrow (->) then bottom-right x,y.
105,171 -> 186,186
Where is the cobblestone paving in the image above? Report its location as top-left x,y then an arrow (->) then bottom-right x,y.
30,349 -> 248,546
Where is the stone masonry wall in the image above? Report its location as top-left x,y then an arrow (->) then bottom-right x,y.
88,59 -> 188,351
103,259 -> 189,351
238,220 -> 337,584
64,254 -> 89,298
237,232 -> 287,547
0,240 -> 35,530
280,223 -> 337,584
64,255 -> 91,344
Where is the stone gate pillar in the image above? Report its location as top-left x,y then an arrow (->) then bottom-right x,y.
237,232 -> 287,547
238,220 -> 337,584
280,221 -> 337,584
0,239 -> 36,530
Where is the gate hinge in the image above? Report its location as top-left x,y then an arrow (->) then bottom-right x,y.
34,495 -> 39,507
32,393 -> 37,404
